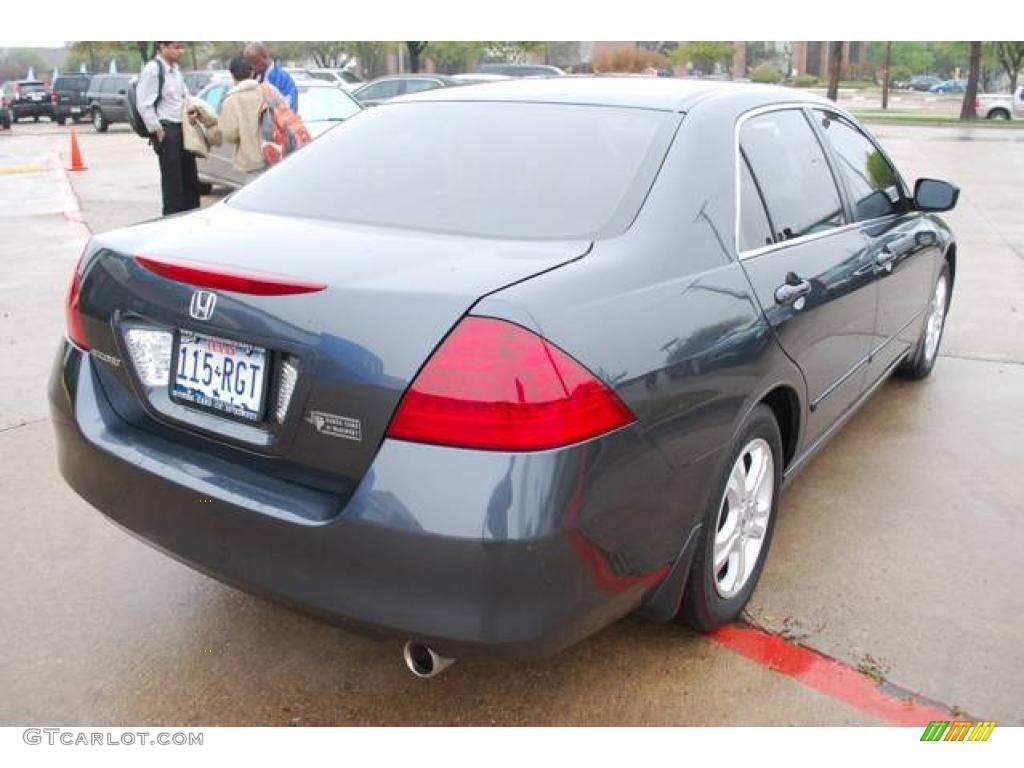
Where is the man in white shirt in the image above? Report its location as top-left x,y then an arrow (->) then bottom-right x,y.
136,41 -> 200,215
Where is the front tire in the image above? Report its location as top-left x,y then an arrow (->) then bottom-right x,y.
898,261 -> 951,380
92,109 -> 108,133
680,404 -> 783,631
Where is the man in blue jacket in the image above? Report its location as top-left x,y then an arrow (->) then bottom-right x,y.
244,42 -> 299,112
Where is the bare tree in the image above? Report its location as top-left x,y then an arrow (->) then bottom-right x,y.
881,41 -> 892,110
960,42 -> 982,119
826,42 -> 843,102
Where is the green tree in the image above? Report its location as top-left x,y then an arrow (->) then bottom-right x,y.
480,41 -> 545,63
826,41 -> 843,101
404,42 -> 428,73
428,42 -> 488,73
668,41 -> 734,74
0,48 -> 47,81
961,42 -> 982,119
64,42 -> 136,73
996,41 -> 1024,95
347,42 -> 394,79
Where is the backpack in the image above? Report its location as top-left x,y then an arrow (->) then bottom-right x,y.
257,83 -> 311,166
127,58 -> 164,138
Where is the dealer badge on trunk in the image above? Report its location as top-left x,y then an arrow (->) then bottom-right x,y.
306,411 -> 362,442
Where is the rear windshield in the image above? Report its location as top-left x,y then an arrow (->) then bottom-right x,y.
55,76 -> 90,90
21,82 -> 46,93
230,101 -> 676,240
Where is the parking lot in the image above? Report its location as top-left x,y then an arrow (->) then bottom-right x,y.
1,118 -> 1022,726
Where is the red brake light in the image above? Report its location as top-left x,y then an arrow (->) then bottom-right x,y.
66,248 -> 90,349
135,255 -> 326,296
387,317 -> 635,451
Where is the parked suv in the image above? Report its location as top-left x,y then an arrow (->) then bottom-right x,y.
51,73 -> 93,125
86,73 -> 133,132
1,79 -> 53,122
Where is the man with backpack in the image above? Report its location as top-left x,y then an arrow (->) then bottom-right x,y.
135,41 -> 200,215
216,57 -> 272,178
215,56 -> 311,177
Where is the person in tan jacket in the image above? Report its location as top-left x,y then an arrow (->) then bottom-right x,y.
215,57 -> 282,174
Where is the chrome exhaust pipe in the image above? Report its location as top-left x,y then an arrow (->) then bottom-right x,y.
403,641 -> 455,678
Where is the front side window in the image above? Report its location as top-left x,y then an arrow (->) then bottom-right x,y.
815,110 -> 904,222
740,109 -> 845,243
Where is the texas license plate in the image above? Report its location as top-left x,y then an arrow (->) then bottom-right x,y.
70,107 -> 81,114
172,330 -> 269,422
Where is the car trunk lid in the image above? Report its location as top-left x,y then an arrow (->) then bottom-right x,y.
76,203 -> 589,491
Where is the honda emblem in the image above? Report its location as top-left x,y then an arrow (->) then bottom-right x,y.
189,290 -> 217,321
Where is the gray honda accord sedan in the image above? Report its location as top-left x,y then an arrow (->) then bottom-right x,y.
50,78 -> 958,677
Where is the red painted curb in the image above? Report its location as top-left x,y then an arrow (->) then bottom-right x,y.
709,623 -> 954,726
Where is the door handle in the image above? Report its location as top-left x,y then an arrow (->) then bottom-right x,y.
774,274 -> 812,307
875,246 -> 898,271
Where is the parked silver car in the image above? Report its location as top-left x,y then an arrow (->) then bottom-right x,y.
196,77 -> 362,190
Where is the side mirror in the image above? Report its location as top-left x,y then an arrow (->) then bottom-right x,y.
914,178 -> 959,212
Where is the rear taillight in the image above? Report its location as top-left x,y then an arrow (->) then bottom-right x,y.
65,247 -> 90,349
51,90 -> 57,104
135,254 -> 326,296
975,97 -> 981,110
387,316 -> 634,451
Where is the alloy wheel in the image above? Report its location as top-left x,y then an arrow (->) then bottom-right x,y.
923,274 -> 949,364
713,437 -> 775,599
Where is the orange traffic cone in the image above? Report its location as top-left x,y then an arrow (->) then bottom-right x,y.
68,127 -> 86,172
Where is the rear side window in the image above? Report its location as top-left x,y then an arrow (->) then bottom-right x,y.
815,110 -> 905,222
231,101 -> 676,240
357,80 -> 402,101
402,79 -> 443,94
738,153 -> 774,252
740,109 -> 845,244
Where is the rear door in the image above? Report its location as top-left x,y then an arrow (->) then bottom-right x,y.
112,77 -> 131,120
737,106 -> 879,446
812,109 -> 937,382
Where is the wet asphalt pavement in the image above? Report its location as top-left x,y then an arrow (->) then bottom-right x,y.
0,119 -> 1021,725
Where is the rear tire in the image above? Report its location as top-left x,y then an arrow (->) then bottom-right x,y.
197,181 -> 213,195
92,109 -> 108,133
988,108 -> 1011,120
679,404 -> 783,631
55,115 -> 67,126
898,261 -> 951,380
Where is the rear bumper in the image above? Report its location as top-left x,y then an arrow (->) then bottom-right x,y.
50,341 -> 697,658
12,103 -> 52,117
